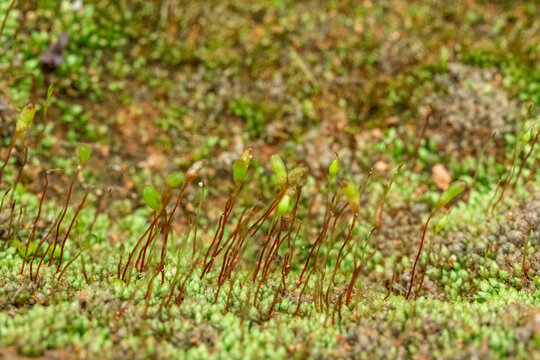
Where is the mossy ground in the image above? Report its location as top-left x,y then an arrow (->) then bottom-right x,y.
0,0 -> 539,359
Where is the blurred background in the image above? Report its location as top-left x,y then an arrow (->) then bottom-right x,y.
0,0 -> 538,217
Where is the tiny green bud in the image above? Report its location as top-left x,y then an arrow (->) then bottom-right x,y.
276,194 -> 292,216
14,103 -> 36,141
522,130 -> 532,143
233,159 -> 248,182
233,149 -> 252,183
270,154 -> 287,189
288,166 -> 307,187
435,180 -> 466,210
329,157 -> 339,181
342,180 -> 360,213
76,144 -> 91,164
166,172 -> 185,188
143,185 -> 162,211
241,148 -> 252,164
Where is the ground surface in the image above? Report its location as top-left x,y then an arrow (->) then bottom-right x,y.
0,0 -> 539,359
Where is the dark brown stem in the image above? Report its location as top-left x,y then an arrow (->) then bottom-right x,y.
253,261 -> 277,307
282,222 -> 301,292
260,218 -> 285,280
213,212 -> 253,301
294,266 -> 314,316
225,278 -> 236,312
415,235 -> 434,299
384,261 -> 398,300
175,260 -> 198,306
0,0 -> 17,40
88,187 -> 112,234
138,183 -> 191,283
57,251 -> 81,282
81,255 -> 89,285
345,264 -> 361,306
218,228 -> 250,291
202,186 -> 238,270
248,191 -> 285,236
21,170 -> 50,277
406,210 -> 435,300
316,202 -> 348,310
152,210 -> 169,283
50,173 -> 77,269
267,284 -> 282,318
30,214 -> 61,281
122,213 -> 161,281
200,207 -> 251,280
489,177 -> 511,218
160,231 -> 193,310
0,187 -> 11,212
117,254 -> 123,278
299,202 -> 347,282
56,188 -> 90,273
143,270 -> 161,318
146,270 -> 160,302
299,211 -> 332,281
166,185 -> 188,228
136,214 -> 159,272
252,218 -> 279,282
345,227 -> 376,305
325,212 -> 358,308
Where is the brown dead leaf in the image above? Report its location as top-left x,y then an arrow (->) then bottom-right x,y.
432,164 -> 451,190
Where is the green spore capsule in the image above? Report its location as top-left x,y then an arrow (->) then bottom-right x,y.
233,149 -> 251,182
233,159 -> 248,182
14,103 -> 36,141
435,180 -> 466,210
270,154 -> 287,189
241,148 -> 252,164
143,185 -> 162,212
342,180 -> 360,213
76,144 -> 91,164
166,172 -> 185,188
276,194 -> 292,216
329,157 -> 339,181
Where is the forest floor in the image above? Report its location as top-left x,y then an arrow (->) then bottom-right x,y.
0,0 -> 539,359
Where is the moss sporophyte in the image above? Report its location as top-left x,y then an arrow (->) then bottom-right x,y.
1,1 -> 540,358
0,0 -> 540,359
0,106 -> 536,358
